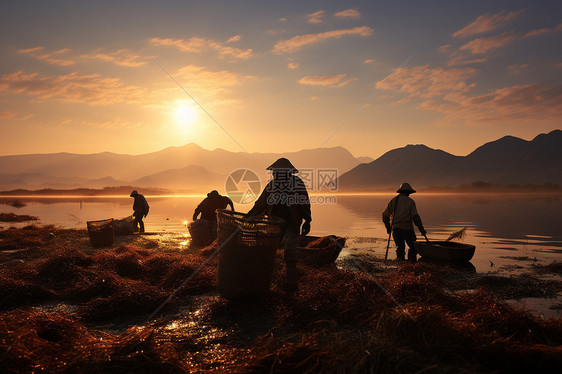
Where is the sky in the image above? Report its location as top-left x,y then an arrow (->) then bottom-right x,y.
0,0 -> 561,159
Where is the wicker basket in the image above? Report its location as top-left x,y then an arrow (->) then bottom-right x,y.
87,218 -> 114,247
188,219 -> 212,247
114,215 -> 135,236
216,210 -> 284,299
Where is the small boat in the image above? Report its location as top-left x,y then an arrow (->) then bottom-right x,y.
414,241 -> 475,262
296,235 -> 346,266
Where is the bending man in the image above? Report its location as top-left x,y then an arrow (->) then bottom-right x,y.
130,190 -> 149,233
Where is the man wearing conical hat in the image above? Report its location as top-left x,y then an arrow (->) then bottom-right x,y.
382,183 -> 426,262
247,158 -> 312,291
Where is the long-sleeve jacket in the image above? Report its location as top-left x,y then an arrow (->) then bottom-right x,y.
133,194 -> 149,217
382,194 -> 424,232
193,195 -> 234,221
248,175 -> 312,226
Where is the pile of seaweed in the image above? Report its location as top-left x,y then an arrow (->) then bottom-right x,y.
0,212 -> 37,222
1,225 -> 562,373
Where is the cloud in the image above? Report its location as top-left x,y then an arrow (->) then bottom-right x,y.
452,9 -> 524,38
446,56 -> 488,66
287,62 -> 300,69
523,23 -> 562,38
174,65 -> 254,97
59,117 -> 136,129
81,48 -> 148,67
0,70 -> 148,105
18,47 -> 75,66
227,35 -> 241,43
425,83 -> 562,124
376,64 -> 562,124
458,31 -> 518,54
375,65 -> 478,100
307,10 -> 325,24
0,110 -> 34,121
149,37 -> 255,60
507,63 -> 528,74
273,26 -> 374,54
334,8 -> 361,18
298,74 -> 355,88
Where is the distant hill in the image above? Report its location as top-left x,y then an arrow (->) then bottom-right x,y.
0,144 -> 371,192
338,130 -> 562,191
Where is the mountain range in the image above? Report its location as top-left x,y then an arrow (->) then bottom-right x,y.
1,130 -> 560,193
337,130 -> 562,191
0,144 -> 372,192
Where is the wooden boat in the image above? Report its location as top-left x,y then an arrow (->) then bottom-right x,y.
296,235 -> 346,266
414,241 -> 475,262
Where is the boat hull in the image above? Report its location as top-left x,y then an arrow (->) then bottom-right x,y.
414,241 -> 475,262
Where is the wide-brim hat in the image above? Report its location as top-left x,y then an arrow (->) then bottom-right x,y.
397,183 -> 416,193
130,190 -> 139,197
266,158 -> 298,173
207,190 -> 220,197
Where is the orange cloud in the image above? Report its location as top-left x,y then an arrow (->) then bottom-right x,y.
273,26 -> 374,54
507,63 -> 528,74
334,8 -> 361,18
287,62 -> 300,69
426,83 -> 562,124
523,23 -> 562,38
0,70 -> 147,105
307,10 -> 325,24
173,65 -> 254,101
0,110 -> 34,121
149,37 -> 255,60
375,65 -> 478,100
452,9 -> 524,38
227,35 -> 241,43
298,74 -> 355,88
458,31 -> 518,54
18,47 -> 75,66
81,48 -> 148,67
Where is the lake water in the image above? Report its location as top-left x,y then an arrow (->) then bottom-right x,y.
1,194 -> 561,273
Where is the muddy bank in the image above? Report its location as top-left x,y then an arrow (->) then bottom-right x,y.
1,225 -> 561,373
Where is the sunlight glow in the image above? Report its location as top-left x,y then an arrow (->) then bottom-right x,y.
174,102 -> 197,129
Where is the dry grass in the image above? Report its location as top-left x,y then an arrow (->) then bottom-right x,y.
1,225 -> 562,373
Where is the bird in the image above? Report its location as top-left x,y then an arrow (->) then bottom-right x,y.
489,260 -> 494,267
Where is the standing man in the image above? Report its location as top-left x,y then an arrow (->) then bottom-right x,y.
246,158 -> 312,291
130,190 -> 149,233
382,183 -> 426,262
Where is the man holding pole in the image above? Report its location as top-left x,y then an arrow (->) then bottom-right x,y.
382,183 -> 426,262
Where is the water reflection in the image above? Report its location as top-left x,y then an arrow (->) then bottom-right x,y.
1,194 -> 561,272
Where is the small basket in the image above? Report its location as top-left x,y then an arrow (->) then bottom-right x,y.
87,218 -> 114,247
216,210 -> 284,299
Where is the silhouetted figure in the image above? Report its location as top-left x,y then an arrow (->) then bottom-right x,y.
382,183 -> 426,262
130,190 -> 149,233
247,158 -> 312,291
193,190 -> 234,240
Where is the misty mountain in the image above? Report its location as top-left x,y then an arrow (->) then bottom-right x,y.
132,165 -> 225,192
338,130 -> 562,191
0,144 -> 371,191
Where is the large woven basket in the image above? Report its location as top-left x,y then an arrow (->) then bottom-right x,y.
216,210 -> 284,299
87,218 -> 114,247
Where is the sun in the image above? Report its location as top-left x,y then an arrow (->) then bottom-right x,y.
174,102 -> 197,129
